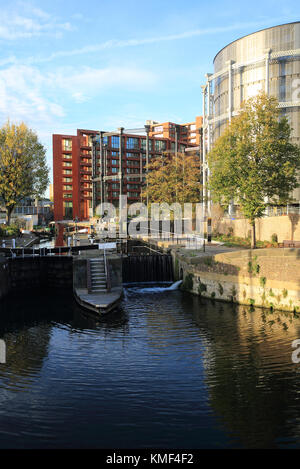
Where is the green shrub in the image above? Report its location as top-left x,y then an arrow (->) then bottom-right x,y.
260,277 -> 267,288
198,281 -> 207,295
182,273 -> 194,291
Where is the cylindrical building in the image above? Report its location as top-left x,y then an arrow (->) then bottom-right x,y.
202,22 -> 300,204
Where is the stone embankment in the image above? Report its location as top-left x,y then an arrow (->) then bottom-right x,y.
172,247 -> 300,313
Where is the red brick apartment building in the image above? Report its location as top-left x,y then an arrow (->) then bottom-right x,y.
53,125 -> 201,221
148,116 -> 203,146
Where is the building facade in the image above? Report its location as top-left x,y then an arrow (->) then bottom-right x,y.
202,21 -> 300,205
53,128 -> 196,221
148,116 -> 203,146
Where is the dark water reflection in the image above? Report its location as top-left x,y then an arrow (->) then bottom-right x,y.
0,287 -> 300,448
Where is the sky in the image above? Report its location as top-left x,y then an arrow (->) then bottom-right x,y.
0,0 -> 299,193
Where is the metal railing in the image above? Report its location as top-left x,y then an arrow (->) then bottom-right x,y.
135,228 -> 205,250
0,242 -> 117,258
103,249 -> 111,292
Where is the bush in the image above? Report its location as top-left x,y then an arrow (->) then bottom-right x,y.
271,233 -> 278,244
0,223 -> 19,238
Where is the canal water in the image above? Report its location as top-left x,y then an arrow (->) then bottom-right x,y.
0,286 -> 300,449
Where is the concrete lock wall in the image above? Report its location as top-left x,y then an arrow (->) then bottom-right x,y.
213,215 -> 300,243
108,256 -> 122,288
173,248 -> 300,312
73,258 -> 87,290
9,257 -> 73,291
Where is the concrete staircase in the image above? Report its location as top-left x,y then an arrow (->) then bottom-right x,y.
89,257 -> 107,293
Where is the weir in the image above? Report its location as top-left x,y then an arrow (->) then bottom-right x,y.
122,254 -> 174,283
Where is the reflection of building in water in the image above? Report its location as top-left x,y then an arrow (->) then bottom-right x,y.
193,301 -> 300,448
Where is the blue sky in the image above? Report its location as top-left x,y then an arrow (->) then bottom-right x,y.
0,0 -> 299,191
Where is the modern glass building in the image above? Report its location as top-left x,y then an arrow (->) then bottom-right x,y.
202,22 -> 300,204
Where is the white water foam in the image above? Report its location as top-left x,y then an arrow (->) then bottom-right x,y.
127,280 -> 182,294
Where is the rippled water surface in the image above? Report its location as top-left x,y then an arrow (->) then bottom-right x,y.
0,286 -> 300,449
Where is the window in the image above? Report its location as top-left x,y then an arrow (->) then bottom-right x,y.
63,161 -> 72,167
126,137 -> 139,150
126,168 -> 139,174
111,151 -> 119,157
128,192 -> 139,198
62,153 -> 72,160
111,160 -> 118,165
112,191 -> 119,197
111,183 -> 119,189
190,124 -> 196,131
155,140 -> 166,151
154,125 -> 163,132
111,136 -> 119,148
63,201 -> 73,219
127,160 -> 139,167
63,185 -> 72,191
63,177 -> 73,183
63,169 -> 72,175
62,139 -> 72,151
112,167 -> 118,173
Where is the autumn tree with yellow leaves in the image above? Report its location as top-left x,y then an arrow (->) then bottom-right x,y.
142,152 -> 202,206
0,121 -> 49,225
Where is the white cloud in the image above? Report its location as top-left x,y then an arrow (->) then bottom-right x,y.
12,15 -> 299,64
0,63 -> 157,127
0,3 -> 73,40
50,66 -> 157,99
0,65 -> 65,126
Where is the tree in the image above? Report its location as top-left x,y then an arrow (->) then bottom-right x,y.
207,93 -> 300,248
0,121 -> 49,225
142,152 -> 202,205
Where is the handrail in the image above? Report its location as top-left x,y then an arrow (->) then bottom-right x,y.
87,259 -> 92,293
103,248 -> 111,292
